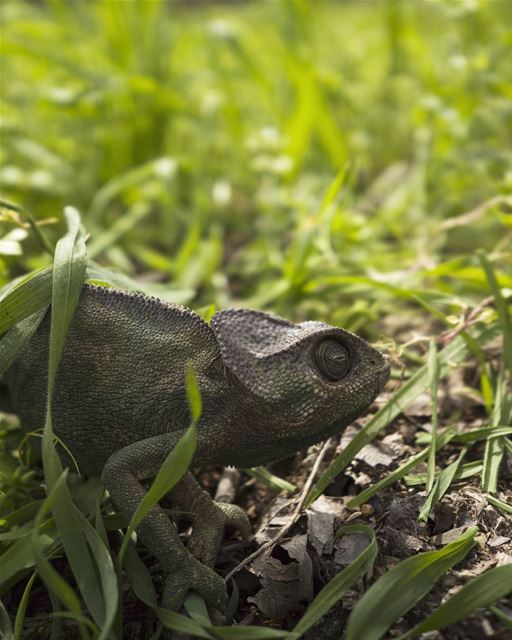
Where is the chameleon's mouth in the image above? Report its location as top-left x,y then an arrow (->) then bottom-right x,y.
378,356 -> 391,388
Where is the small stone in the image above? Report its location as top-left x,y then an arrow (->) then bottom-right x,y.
361,503 -> 374,518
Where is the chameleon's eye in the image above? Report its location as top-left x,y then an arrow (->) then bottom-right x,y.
315,339 -> 350,381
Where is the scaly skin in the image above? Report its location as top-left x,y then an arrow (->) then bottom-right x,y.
5,284 -> 389,609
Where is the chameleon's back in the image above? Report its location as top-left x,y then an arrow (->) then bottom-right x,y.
5,285 -> 223,476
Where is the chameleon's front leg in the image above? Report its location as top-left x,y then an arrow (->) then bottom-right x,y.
101,433 -> 227,611
170,472 -> 251,567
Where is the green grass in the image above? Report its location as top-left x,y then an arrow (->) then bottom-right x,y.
0,0 -> 511,638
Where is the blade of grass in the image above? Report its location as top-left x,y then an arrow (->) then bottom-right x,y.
412,294 -> 493,411
397,564 -> 512,639
87,202 -> 151,259
94,501 -> 109,549
483,368 -> 511,491
85,261 -> 144,290
44,206 -> 87,415
0,597 -> 13,640
486,494 -> 512,515
0,481 -> 102,591
210,628 -> 293,639
74,508 -> 118,640
0,519 -> 57,592
32,496 -> 111,636
347,428 -> 456,509
0,522 -> 35,543
345,527 -> 477,640
283,166 -> 348,291
0,267 -> 53,335
246,467 -> 297,493
477,250 -> 512,375
124,540 -> 158,608
42,205 -> 86,487
405,460 -> 482,487
86,261 -> 195,305
223,578 -> 240,626
39,207 -> 120,632
87,156 -> 177,224
31,472 -> 91,640
184,592 -> 211,628
451,426 -> 512,444
305,274 -> 455,301
482,437 -> 505,493
490,605 -> 512,629
13,571 -> 37,640
426,340 -> 440,493
0,308 -> 47,374
154,608 -> 214,639
418,447 -> 467,522
186,362 -> 202,423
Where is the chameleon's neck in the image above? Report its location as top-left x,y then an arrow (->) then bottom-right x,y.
196,415 -> 354,468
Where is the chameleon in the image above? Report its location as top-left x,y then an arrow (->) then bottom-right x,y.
3,284 -> 390,610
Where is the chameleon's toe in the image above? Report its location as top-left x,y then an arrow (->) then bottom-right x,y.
187,501 -> 251,567
216,501 -> 251,541
163,560 -> 228,612
199,567 -> 229,611
187,502 -> 225,567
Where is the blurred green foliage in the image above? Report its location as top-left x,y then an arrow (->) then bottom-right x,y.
1,0 -> 511,332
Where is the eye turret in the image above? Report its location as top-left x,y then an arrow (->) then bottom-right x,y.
315,339 -> 350,381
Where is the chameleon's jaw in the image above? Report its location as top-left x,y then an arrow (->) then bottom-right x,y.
376,354 -> 391,391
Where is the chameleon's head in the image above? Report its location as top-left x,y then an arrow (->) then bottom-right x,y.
211,309 -> 389,446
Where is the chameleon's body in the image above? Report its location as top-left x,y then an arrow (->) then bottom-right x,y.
4,284 -> 389,609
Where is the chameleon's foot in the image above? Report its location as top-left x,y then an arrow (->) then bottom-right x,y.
170,473 -> 251,568
162,558 -> 228,612
188,500 -> 251,567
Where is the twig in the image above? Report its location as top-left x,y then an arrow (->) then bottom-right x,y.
439,195 -> 509,231
224,438 -> 332,581
439,296 -> 494,345
215,467 -> 241,503
0,199 -> 54,256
